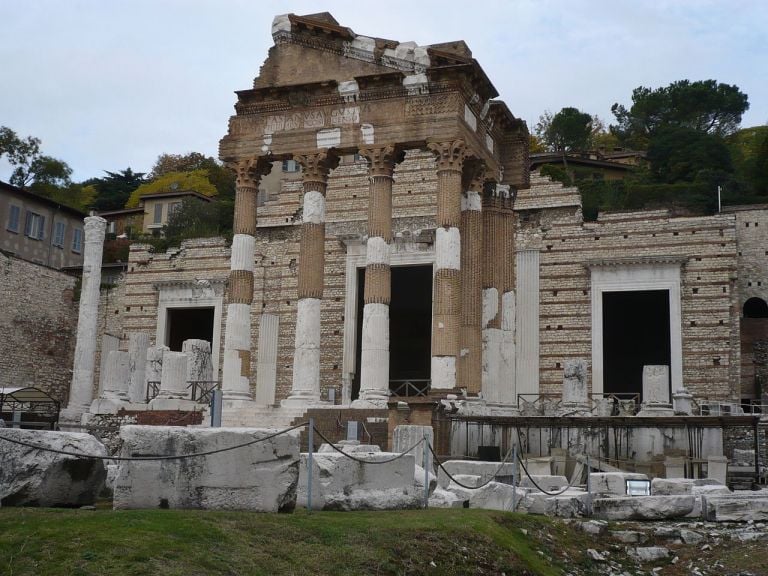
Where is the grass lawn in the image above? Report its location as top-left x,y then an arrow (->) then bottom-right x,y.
0,507 -> 601,576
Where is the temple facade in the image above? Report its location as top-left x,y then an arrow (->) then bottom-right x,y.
63,13 -> 767,428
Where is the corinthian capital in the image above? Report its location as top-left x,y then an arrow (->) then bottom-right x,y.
359,145 -> 405,178
427,139 -> 466,172
462,157 -> 489,194
228,156 -> 273,189
293,150 -> 340,184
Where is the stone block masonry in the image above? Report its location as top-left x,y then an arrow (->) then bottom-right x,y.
113,426 -> 300,511
0,251 -> 78,402
517,172 -> 741,401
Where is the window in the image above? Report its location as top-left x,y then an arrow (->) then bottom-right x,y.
24,211 -> 45,240
153,203 -> 163,224
282,159 -> 299,172
72,228 -> 83,253
7,205 -> 21,233
107,221 -> 116,234
169,202 -> 182,216
53,221 -> 66,247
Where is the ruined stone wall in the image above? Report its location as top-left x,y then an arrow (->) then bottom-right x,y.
727,205 -> 768,309
723,205 -> 768,399
517,172 -> 740,401
92,279 -> 127,397
0,251 -> 78,402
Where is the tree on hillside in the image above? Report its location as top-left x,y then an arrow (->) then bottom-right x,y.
88,168 -> 146,211
646,127 -> 732,184
535,108 -> 594,152
0,126 -> 72,189
150,152 -> 235,200
126,170 -> 218,208
611,80 -> 749,148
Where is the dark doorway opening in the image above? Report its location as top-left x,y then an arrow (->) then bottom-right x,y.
352,265 -> 433,400
603,290 -> 670,402
166,307 -> 214,352
744,297 -> 768,319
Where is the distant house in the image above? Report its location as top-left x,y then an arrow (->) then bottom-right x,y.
530,149 -> 645,181
97,207 -> 145,240
97,190 -> 214,237
140,190 -> 213,234
0,180 -> 86,269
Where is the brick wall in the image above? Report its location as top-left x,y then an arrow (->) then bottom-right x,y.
0,251 -> 78,402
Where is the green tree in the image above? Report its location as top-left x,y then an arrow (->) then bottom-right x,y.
88,168 -> 146,211
646,127 -> 732,183
536,107 -> 593,152
0,126 -> 72,189
150,152 -> 235,200
611,80 -> 749,147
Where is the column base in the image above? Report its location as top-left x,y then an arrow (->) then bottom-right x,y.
222,390 -> 253,402
149,398 -> 199,411
350,397 -> 389,409
280,392 -> 326,408
636,403 -> 675,417
59,406 -> 91,427
89,397 -> 131,415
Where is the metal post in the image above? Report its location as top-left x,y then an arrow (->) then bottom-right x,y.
754,419 -> 760,486
511,443 -> 518,512
307,417 -> 314,513
423,432 -> 430,509
210,389 -> 222,427
586,453 -> 592,517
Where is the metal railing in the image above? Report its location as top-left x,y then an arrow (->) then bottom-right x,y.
145,380 -> 220,404
187,381 -> 221,404
145,381 -> 161,403
389,379 -> 431,398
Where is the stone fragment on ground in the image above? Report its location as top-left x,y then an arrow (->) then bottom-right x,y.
0,429 -> 107,507
298,449 -> 418,511
589,472 -> 648,496
631,546 -> 670,562
592,495 -> 695,520
428,486 -> 466,508
113,426 -> 299,511
436,460 -> 516,488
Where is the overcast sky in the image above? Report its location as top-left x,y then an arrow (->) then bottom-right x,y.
1,0 -> 766,182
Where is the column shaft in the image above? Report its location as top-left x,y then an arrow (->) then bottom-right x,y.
62,216 -> 107,421
284,151 -> 339,406
356,146 -> 399,407
427,140 -> 465,390
458,190 -> 483,393
222,158 -> 270,401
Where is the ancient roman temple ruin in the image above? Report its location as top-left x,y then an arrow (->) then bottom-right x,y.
47,13 -> 768,484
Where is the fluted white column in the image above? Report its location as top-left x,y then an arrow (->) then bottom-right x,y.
61,216 -> 107,422
90,350 -> 131,414
127,332 -> 150,403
